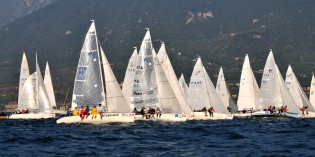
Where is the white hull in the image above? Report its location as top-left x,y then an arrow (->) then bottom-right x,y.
9,113 -> 56,119
285,111 -> 315,118
53,110 -> 67,115
135,113 -> 187,122
233,113 -> 252,118
191,112 -> 233,120
56,113 -> 135,124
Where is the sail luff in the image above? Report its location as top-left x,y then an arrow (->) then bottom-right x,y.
44,62 -> 57,108
100,46 -> 130,113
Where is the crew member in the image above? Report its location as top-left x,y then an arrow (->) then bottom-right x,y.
91,106 -> 97,119
72,107 -> 79,116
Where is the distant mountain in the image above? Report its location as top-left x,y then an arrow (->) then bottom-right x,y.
0,0 -> 57,26
0,0 -> 315,104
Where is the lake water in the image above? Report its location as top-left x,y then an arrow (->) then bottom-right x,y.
0,118 -> 314,157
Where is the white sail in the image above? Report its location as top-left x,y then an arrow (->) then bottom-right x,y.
178,73 -> 188,98
122,48 -> 138,109
309,74 -> 315,110
71,21 -> 106,110
157,43 -> 192,114
285,65 -> 315,112
18,52 -> 30,109
36,55 -> 53,113
44,62 -> 57,108
100,46 -> 130,113
260,50 -> 300,113
187,58 -> 229,114
215,67 -> 230,108
131,29 -> 158,109
154,57 -> 181,113
19,72 -> 37,110
237,54 -> 260,111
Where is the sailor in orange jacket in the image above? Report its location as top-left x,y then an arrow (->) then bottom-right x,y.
91,106 -> 97,119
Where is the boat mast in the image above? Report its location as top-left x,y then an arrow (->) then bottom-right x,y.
36,53 -> 39,112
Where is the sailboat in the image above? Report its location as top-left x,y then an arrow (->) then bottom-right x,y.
252,50 -> 302,118
122,47 -> 138,110
57,21 -> 134,124
285,65 -> 315,117
235,54 -> 260,117
178,73 -> 189,98
10,54 -> 56,119
215,67 -> 237,112
187,58 -> 233,120
309,74 -> 315,111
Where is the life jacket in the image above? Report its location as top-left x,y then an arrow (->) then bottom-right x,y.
80,108 -> 85,115
92,107 -> 97,114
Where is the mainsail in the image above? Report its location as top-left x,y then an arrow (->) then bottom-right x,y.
309,74 -> 315,110
157,43 -> 192,114
100,46 -> 130,113
18,52 -> 30,109
44,62 -> 57,108
122,48 -> 138,109
285,65 -> 315,112
260,50 -> 300,113
178,73 -> 188,98
71,21 -> 106,110
237,54 -> 260,111
131,29 -> 158,109
188,58 -> 229,114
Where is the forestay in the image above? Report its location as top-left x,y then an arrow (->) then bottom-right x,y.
122,48 -> 138,109
131,29 -> 158,109
285,65 -> 315,112
157,43 -> 192,114
100,46 -> 131,113
237,54 -> 260,111
44,62 -> 57,108
18,53 -> 30,109
71,21 -> 105,110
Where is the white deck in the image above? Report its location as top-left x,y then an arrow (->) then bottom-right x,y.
56,113 -> 135,124
134,113 -> 187,122
190,112 -> 233,120
9,113 -> 56,119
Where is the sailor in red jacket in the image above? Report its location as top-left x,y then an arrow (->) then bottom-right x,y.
79,106 -> 85,120
208,107 -> 215,117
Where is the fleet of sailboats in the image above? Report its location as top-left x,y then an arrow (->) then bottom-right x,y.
10,20 -> 315,122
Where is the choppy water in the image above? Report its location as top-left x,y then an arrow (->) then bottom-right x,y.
0,118 -> 315,157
